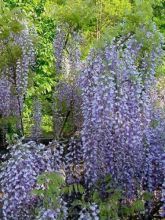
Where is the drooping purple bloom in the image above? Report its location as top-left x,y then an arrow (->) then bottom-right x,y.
80,33 -> 164,203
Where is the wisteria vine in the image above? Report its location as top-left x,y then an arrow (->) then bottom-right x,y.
80,32 -> 165,214
0,21 -> 165,220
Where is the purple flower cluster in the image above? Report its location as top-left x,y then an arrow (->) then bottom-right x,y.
0,26 -> 35,127
0,136 -> 71,219
0,75 -> 11,116
11,27 -> 35,116
36,197 -> 68,220
66,31 -> 82,72
78,203 -> 99,220
31,98 -> 42,139
80,34 -> 164,203
0,141 -> 50,219
37,208 -> 59,220
160,153 -> 165,217
53,28 -> 83,138
65,138 -> 83,184
53,80 -> 82,138
53,26 -> 68,74
45,140 -> 64,172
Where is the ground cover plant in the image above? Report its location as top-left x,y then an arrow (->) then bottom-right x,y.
0,0 -> 165,219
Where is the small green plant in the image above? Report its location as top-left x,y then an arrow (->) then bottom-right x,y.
32,171 -> 65,209
90,174 -> 154,220
32,171 -> 155,219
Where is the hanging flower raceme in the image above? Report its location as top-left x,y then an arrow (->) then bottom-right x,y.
78,203 -> 99,220
45,140 -> 64,172
31,98 -> 42,140
53,80 -> 82,138
0,75 -> 11,116
13,27 -> 35,95
80,33 -> 164,203
1,142 -> 46,219
53,28 -> 83,138
65,138 -> 83,184
53,25 -> 68,74
0,24 -> 35,133
160,153 -> 165,217
10,27 -> 35,118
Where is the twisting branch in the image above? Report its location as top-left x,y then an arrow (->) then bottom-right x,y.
58,99 -> 74,138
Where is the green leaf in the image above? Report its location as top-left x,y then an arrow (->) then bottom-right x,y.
143,192 -> 153,201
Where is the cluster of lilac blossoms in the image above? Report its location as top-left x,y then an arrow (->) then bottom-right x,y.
0,25 -> 35,129
160,153 -> 165,217
31,98 -> 42,140
53,27 -> 83,138
0,140 -> 66,220
0,76 -> 11,117
64,138 -> 83,184
0,135 -> 84,219
36,198 -> 68,220
53,80 -> 82,138
78,203 -> 99,220
80,32 -> 164,207
53,25 -> 68,74
0,141 -> 48,219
